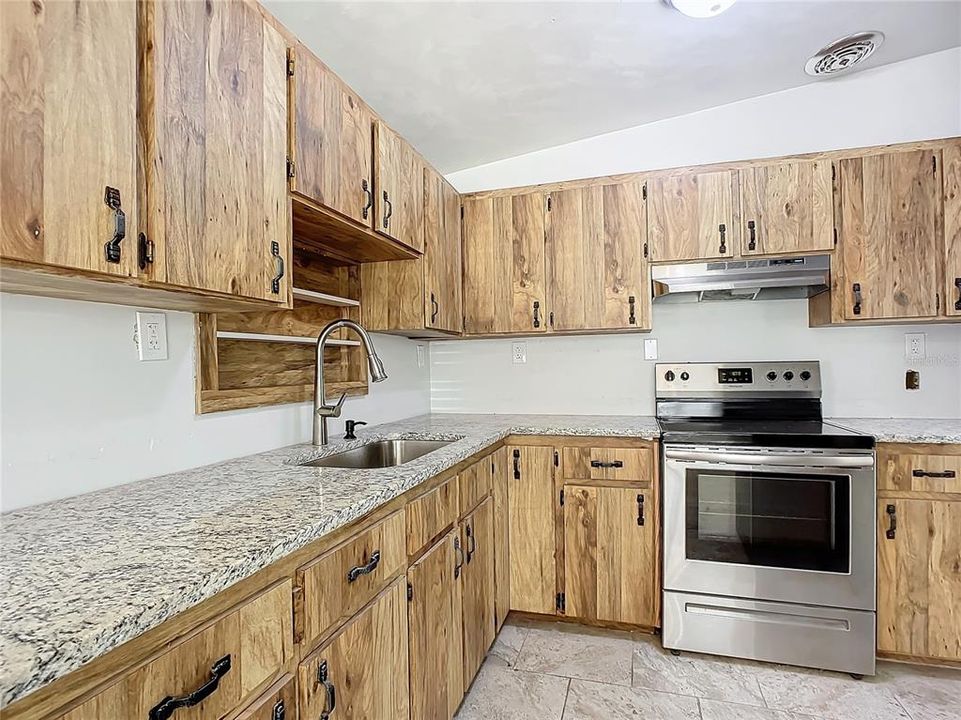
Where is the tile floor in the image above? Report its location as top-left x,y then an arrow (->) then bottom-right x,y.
455,619 -> 961,720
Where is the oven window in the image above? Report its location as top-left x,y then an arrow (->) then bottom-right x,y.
686,470 -> 850,572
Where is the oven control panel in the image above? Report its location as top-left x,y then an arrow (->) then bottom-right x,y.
655,361 -> 821,397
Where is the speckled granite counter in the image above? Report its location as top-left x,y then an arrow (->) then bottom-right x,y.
0,413 -> 659,708
829,418 -> 961,444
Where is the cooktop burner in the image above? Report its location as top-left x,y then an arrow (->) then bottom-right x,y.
657,418 -> 875,449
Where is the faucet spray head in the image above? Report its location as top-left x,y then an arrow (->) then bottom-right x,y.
368,353 -> 388,383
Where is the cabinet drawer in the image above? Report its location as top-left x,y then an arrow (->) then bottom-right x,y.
406,478 -> 458,558
235,674 -> 297,720
61,581 -> 293,720
878,447 -> 961,494
296,511 -> 406,648
562,446 -> 653,482
459,455 -> 493,516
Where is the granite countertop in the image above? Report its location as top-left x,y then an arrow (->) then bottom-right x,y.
828,417 -> 961,444
0,413 -> 659,708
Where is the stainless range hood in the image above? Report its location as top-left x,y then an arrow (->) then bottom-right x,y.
652,255 -> 831,303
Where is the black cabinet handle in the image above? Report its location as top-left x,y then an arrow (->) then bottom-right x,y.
954,278 -> 961,311
270,241 -> 285,294
317,659 -> 336,720
465,523 -> 476,564
148,655 -> 232,720
430,292 -> 439,323
636,494 -> 645,526
590,460 -> 624,469
103,186 -> 126,264
512,449 -> 521,479
453,536 -> 465,578
532,301 -> 541,328
361,179 -> 372,219
852,283 -> 862,315
346,549 -> 381,582
272,699 -> 285,720
382,190 -> 393,229
912,469 -> 956,479
628,296 -> 636,325
718,223 -> 727,254
747,220 -> 757,251
885,504 -> 897,540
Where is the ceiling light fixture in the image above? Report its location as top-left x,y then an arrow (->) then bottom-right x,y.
666,0 -> 737,19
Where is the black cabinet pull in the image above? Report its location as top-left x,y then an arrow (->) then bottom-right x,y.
718,223 -> 727,254
148,655 -> 231,720
430,292 -> 439,323
453,536 -> 465,578
346,550 -> 381,582
317,659 -> 336,720
465,523 -> 476,564
747,220 -> 757,251
954,278 -> 961,311
361,178 -> 372,219
852,283 -> 862,315
270,241 -> 285,294
382,190 -> 393,229
272,699 -> 285,720
532,301 -> 541,328
912,469 -> 956,479
636,494 -> 645,526
590,460 -> 624,469
628,296 -> 636,325
885,504 -> 897,540
103,186 -> 126,264
512,449 -> 521,479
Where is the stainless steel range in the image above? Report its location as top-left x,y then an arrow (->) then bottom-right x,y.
657,361 -> 876,676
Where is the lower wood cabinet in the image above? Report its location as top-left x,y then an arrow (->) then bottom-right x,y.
298,579 -> 409,720
461,496 -> 496,685
491,447 -> 511,630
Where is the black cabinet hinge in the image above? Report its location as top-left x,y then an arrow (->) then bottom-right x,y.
460,205 -> 464,220
286,56 -> 295,77
933,155 -> 937,173
547,195 -> 552,212
833,227 -> 838,246
643,241 -> 649,259
512,448 -> 521,479
553,450 -> 559,467
407,582 -> 413,602
642,184 -> 647,201
138,233 -> 154,271
286,157 -> 295,179
556,592 -> 566,614
559,488 -> 565,506
831,163 -> 836,183
549,311 -> 554,328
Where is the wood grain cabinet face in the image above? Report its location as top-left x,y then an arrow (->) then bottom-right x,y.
1,0 -> 139,279
460,496 -> 496,687
943,141 -> 961,317
547,183 -> 650,331
424,168 -> 464,333
647,169 -> 738,262
562,446 -> 654,482
878,446 -> 961,494
234,674 -> 297,720
289,47 -> 373,226
462,193 -> 548,334
298,579 -> 410,720
877,497 -> 961,661
458,455 -> 493,517
836,149 -> 943,321
406,478 -> 459,559
739,160 -> 834,257
374,121 -> 425,252
491,447 -> 511,631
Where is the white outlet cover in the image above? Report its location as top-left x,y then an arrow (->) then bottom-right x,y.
511,341 -> 527,364
644,338 -> 658,361
904,332 -> 926,361
135,311 -> 168,361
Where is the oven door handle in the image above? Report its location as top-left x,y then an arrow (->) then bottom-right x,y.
663,448 -> 874,468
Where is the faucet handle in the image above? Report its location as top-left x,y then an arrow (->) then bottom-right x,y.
331,392 -> 347,417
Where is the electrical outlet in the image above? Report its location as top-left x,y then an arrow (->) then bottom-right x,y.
511,341 -> 527,364
416,344 -> 425,368
904,333 -> 926,361
644,338 -> 658,361
135,312 -> 168,361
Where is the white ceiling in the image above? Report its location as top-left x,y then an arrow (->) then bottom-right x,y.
264,1 -> 961,173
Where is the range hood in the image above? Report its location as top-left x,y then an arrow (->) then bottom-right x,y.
652,255 -> 831,303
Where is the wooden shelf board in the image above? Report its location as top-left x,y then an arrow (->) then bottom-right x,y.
292,287 -> 360,307
198,381 -> 368,414
216,331 -> 360,347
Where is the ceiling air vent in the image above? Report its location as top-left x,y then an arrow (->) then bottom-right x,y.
804,31 -> 884,77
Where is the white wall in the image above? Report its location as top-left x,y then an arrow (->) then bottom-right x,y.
0,294 -> 429,511
435,48 -> 961,418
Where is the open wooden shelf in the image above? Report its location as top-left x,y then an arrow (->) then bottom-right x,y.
215,331 -> 360,346
292,287 -> 360,307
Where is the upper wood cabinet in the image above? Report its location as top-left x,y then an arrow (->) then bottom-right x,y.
835,149 -> 942,321
374,121 -> 425,252
943,142 -> 961,317
462,193 -> 548,334
424,168 -> 463,333
739,160 -> 834,257
547,182 -> 650,331
141,0 -> 290,302
1,0 -> 139,279
289,46 -> 374,226
647,169 -> 738,262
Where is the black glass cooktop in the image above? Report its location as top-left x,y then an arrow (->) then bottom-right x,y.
657,418 -> 875,450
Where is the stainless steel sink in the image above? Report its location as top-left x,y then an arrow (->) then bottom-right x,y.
299,439 -> 453,469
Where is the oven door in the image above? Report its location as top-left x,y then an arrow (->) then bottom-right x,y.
663,445 -> 875,611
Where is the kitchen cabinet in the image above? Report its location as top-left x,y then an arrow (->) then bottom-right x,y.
739,160 -> 834,257
647,169 -> 738,262
563,485 -> 659,626
299,579 -> 409,720
460,496 -> 496,687
1,0 -> 139,279
835,149 -> 942,321
140,0 -> 290,302
458,454 -> 493,517
547,182 -> 650,331
463,193 -> 548,334
491,447 -> 511,630
424,167 -> 464,333
507,445 -> 558,614
374,121 -> 425,252
943,142 -> 961,317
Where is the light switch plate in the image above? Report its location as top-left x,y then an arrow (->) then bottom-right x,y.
644,338 -> 658,361
135,312 -> 168,361
416,344 -> 425,368
512,341 -> 527,364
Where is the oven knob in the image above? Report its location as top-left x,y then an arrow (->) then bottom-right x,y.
664,370 -> 675,382
800,370 -> 812,382
766,371 -> 778,382
783,371 -> 794,381
680,371 -> 690,381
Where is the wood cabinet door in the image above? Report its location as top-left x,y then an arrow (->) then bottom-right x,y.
507,445 -> 557,614
740,160 -> 834,256
424,168 -> 463,332
234,675 -> 297,720
299,579 -> 410,720
564,486 -> 658,626
290,47 -> 373,226
837,150 -> 942,320
547,183 -> 649,331
647,169 -> 737,262
1,0 -> 138,278
462,193 -> 548,334
408,533 -> 458,720
491,447 -> 511,630
461,496 -> 495,687
374,121 -> 424,251
142,0 -> 289,301
877,498 -> 961,661
943,141 -> 961,317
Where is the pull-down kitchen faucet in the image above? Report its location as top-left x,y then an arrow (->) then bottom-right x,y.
313,319 -> 388,446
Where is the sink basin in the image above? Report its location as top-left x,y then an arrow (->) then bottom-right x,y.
299,439 -> 453,469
